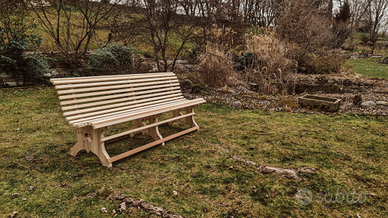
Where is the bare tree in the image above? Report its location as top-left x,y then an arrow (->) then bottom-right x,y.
30,0 -> 124,54
365,0 -> 388,53
116,0 -> 204,72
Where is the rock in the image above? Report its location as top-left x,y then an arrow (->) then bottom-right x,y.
353,95 -> 362,106
11,211 -> 17,218
140,61 -> 154,72
298,167 -> 316,174
118,202 -> 126,212
107,193 -> 126,200
185,64 -> 200,72
133,53 -> 145,59
361,101 -> 376,107
376,101 -> 388,106
175,60 -> 189,65
173,190 -> 178,195
86,192 -> 97,198
179,79 -> 193,90
174,64 -> 200,73
298,95 -> 341,112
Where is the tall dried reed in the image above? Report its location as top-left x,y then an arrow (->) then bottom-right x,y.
198,42 -> 235,87
245,31 -> 296,94
198,25 -> 237,87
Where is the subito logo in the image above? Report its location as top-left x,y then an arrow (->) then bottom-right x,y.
296,188 -> 313,205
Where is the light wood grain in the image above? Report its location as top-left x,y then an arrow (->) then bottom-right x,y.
51,72 -> 205,167
108,126 -> 199,163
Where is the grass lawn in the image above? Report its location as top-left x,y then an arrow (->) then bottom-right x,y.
346,58 -> 388,79
0,87 -> 387,217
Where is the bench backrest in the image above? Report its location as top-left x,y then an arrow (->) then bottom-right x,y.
50,72 -> 184,124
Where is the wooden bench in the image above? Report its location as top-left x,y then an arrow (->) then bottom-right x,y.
50,72 -> 206,167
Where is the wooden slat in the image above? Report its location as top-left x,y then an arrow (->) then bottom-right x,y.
91,99 -> 206,129
61,89 -> 181,110
102,112 -> 195,142
108,126 -> 199,163
74,99 -> 190,126
68,98 -> 186,125
71,99 -> 190,127
57,79 -> 179,94
64,94 -> 185,117
55,76 -> 178,89
59,83 -> 180,100
51,72 -> 175,85
66,96 -> 184,122
60,88 -> 182,106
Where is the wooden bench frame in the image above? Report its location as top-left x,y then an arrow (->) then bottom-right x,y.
51,72 -> 205,167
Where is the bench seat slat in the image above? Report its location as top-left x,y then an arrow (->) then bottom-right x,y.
59,83 -> 180,100
71,99 -> 190,127
57,79 -> 179,94
61,89 -> 182,111
55,76 -> 178,89
91,98 -> 206,129
66,95 -> 184,122
63,91 -> 184,117
51,72 -> 176,85
60,88 -> 180,106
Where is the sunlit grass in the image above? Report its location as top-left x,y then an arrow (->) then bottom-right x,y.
0,87 -> 387,217
346,58 -> 388,79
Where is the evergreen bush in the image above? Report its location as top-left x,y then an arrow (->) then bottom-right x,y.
0,23 -> 49,84
87,43 -> 134,72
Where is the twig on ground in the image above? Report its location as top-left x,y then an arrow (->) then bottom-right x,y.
185,137 -> 317,180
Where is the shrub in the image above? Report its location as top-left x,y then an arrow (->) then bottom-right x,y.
297,53 -> 346,74
87,42 -> 134,72
234,52 -> 261,72
382,57 -> 388,64
198,42 -> 235,87
0,24 -> 48,84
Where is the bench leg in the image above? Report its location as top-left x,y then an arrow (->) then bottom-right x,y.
132,119 -> 147,137
90,128 -> 112,167
183,106 -> 199,129
70,126 -> 93,156
70,127 -> 111,167
168,109 -> 183,125
148,115 -> 165,145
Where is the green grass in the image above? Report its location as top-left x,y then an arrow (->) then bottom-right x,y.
346,58 -> 388,79
1,87 -> 388,217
